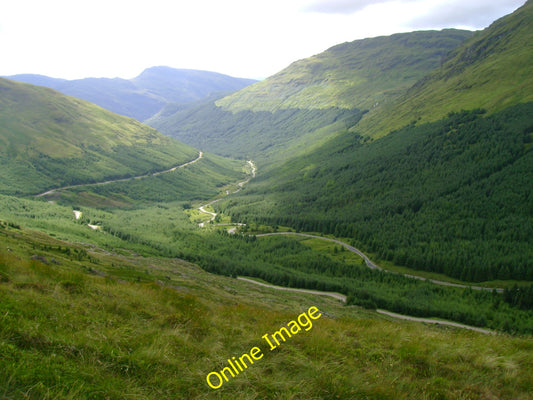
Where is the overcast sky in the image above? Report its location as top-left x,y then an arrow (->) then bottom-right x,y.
0,0 -> 525,80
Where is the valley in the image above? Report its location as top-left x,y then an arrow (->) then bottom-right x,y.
1,1 -> 532,398
254,232 -> 504,292
196,159 -> 256,227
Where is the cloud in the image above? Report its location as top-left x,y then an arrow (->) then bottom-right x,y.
303,0 -> 525,29
303,0 -> 395,14
0,0 -> 526,80
406,0 -> 526,29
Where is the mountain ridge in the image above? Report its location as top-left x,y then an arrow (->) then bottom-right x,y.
215,29 -> 473,112
150,29 -> 472,160
6,67 -> 256,121
357,0 -> 533,137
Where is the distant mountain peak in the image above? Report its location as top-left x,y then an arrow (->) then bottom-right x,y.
6,67 -> 256,122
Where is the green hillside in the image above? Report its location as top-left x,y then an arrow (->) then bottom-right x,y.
210,2 -> 533,285
0,78 -> 198,195
149,101 -> 363,161
221,104 -> 533,283
1,3 -> 533,398
154,2 -> 532,158
45,152 -> 248,208
216,29 -> 472,112
358,0 -> 533,138
149,30 -> 471,159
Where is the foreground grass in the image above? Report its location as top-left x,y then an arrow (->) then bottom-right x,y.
1,224 -> 532,399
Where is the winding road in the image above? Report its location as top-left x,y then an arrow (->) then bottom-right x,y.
35,151 -> 203,197
197,160 -> 256,226
236,277 -> 495,335
256,232 -> 503,293
237,277 -> 347,301
196,161 -> 500,334
257,232 -> 380,269
198,199 -> 221,227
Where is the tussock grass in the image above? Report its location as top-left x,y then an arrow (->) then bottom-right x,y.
1,225 -> 532,399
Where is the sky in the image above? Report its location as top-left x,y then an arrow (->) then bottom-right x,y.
0,0 -> 526,80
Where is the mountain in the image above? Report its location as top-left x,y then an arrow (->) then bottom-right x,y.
223,104 -> 533,282
0,77 -> 198,196
131,66 -> 257,104
216,29 -> 473,113
149,30 -> 472,159
148,99 -> 364,161
6,67 -> 256,122
5,74 -> 164,122
1,6 -> 533,396
218,1 -> 533,283
358,0 -> 533,138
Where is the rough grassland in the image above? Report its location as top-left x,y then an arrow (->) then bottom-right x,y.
1,223 -> 532,399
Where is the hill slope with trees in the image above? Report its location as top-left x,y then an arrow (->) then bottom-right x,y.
0,78 -> 199,195
215,1 -> 533,283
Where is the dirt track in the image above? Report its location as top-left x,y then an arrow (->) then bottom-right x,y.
237,277 -> 495,334
36,151 -> 203,197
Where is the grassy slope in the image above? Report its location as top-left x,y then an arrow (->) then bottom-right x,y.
358,0 -> 533,138
1,222 -> 532,399
216,30 -> 472,112
149,101 -> 363,162
0,78 -> 198,195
